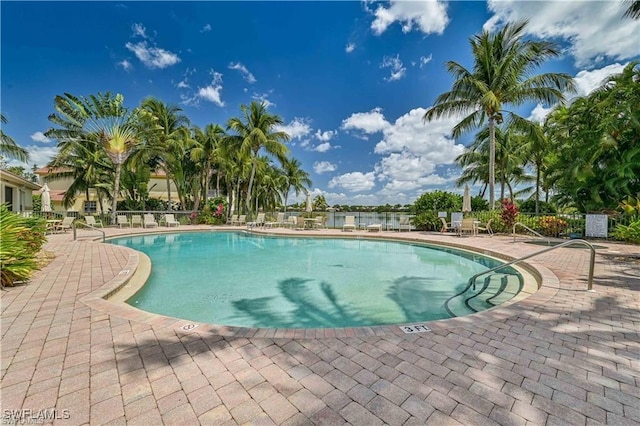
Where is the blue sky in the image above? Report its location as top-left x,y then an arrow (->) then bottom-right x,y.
2,1 -> 639,205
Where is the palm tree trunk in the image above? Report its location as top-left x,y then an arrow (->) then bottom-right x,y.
535,166 -> 541,214
165,172 -> 172,211
489,117 -> 496,210
284,184 -> 290,212
245,156 -> 258,219
111,162 -> 122,225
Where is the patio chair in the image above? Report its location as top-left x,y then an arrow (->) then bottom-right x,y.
459,218 -> 477,236
143,214 -> 158,228
227,214 -> 238,225
439,217 -> 451,233
84,215 -> 103,228
313,216 -> 326,229
117,215 -> 131,228
130,215 -> 143,228
265,212 -> 285,228
477,218 -> 494,236
343,216 -> 356,232
236,215 -> 247,225
398,216 -> 412,232
295,215 -> 306,230
164,213 -> 180,227
59,216 -> 75,232
247,213 -> 265,228
285,216 -> 297,228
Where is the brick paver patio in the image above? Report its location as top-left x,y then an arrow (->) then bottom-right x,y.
1,226 -> 638,425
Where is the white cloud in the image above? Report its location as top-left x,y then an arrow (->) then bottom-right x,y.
484,0 -> 640,67
527,62 -> 630,122
419,54 -> 432,68
313,161 -> 337,174
328,171 -> 376,192
380,54 -> 406,81
21,145 -> 59,168
345,43 -> 356,53
131,23 -> 148,39
315,129 -> 336,141
197,70 -> 224,106
200,24 -> 212,33
371,0 -> 449,36
118,59 -> 133,72
274,118 -> 312,140
228,62 -> 256,84
252,92 -> 275,108
313,142 -> 332,153
30,132 -> 51,143
341,107 -> 390,134
177,79 -> 190,89
125,41 -> 181,69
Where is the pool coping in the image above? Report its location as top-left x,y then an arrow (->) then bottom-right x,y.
79,228 -> 560,339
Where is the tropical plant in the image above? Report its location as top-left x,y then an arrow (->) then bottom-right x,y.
412,190 -> 462,214
0,204 -> 46,287
613,220 -> 640,244
0,114 -> 29,162
500,198 -> 519,230
281,157 -> 312,211
191,124 -> 226,212
45,92 -> 155,224
424,20 -> 574,209
538,216 -> 568,237
226,101 -> 290,217
624,0 -> 640,19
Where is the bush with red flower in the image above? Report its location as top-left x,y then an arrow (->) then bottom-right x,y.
500,198 -> 519,231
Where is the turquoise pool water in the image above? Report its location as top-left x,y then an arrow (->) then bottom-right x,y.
110,232 -> 518,328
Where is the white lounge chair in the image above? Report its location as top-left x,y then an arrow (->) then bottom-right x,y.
131,215 -> 143,228
117,215 -> 131,228
84,215 -> 103,228
285,216 -> 297,228
343,216 -> 356,232
164,213 -> 180,227
58,216 -> 75,232
247,213 -> 265,228
398,216 -> 412,232
236,215 -> 247,225
143,214 -> 158,228
367,223 -> 382,232
227,214 -> 238,225
265,212 -> 285,228
477,218 -> 494,236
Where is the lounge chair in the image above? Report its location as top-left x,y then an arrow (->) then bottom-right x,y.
439,217 -> 451,233
398,216 -> 412,232
285,216 -> 297,228
477,218 -> 494,236
313,216 -> 326,229
247,213 -> 265,228
459,218 -> 477,236
84,215 -> 103,228
295,216 -> 306,230
236,215 -> 247,226
367,223 -> 382,232
131,215 -> 143,228
58,216 -> 75,232
143,214 -> 158,228
343,216 -> 356,232
117,215 -> 131,228
265,212 -> 285,228
164,213 -> 180,227
227,214 -> 238,225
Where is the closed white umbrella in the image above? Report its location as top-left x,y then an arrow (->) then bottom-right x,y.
306,193 -> 313,214
41,183 -> 52,212
462,184 -> 472,213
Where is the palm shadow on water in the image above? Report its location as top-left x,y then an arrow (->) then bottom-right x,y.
231,275 -> 468,328
232,278 -> 368,328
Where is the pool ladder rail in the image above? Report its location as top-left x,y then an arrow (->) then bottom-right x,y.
445,239 -> 596,317
512,222 -> 550,245
73,222 -> 106,242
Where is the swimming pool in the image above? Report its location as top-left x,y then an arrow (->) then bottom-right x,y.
110,231 -> 523,329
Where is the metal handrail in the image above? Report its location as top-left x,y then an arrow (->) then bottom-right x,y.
471,239 -> 596,291
72,222 -> 105,242
444,239 -> 596,317
513,222 -> 549,244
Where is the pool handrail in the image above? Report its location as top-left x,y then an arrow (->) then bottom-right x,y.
73,222 -> 105,242
513,222 -> 549,245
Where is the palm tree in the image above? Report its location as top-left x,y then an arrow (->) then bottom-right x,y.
226,101 -> 290,217
139,97 -> 190,210
191,124 -> 226,212
0,114 -> 29,162
280,157 -> 312,211
45,92 -> 152,224
624,0 -> 640,19
423,20 -> 575,209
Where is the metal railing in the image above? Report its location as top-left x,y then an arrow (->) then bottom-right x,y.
443,239 -> 597,317
73,222 -> 105,242
513,222 -> 550,244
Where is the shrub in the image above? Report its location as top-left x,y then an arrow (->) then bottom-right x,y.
500,199 -> 519,230
613,220 -> 640,244
411,211 -> 440,231
538,216 -> 568,237
412,190 -> 462,215
0,204 -> 47,286
519,199 -> 557,214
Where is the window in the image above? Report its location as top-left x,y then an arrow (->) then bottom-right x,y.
84,201 -> 97,213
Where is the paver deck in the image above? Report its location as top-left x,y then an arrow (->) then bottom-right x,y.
1,225 -> 638,425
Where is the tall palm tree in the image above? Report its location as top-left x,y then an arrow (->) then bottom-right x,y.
0,114 -> 29,162
624,0 -> 640,19
423,20 -> 575,209
226,101 -> 290,217
191,123 -> 226,212
45,92 -> 152,224
139,97 -> 190,210
280,156 -> 312,211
